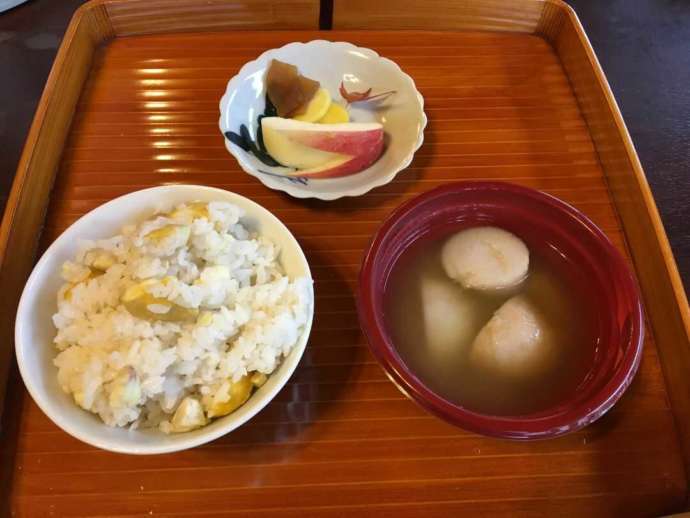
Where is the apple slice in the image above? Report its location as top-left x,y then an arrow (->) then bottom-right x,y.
261,117 -> 384,179
298,153 -> 382,179
264,117 -> 383,154
262,122 -> 349,170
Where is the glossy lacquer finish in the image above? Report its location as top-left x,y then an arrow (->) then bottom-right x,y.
358,182 -> 644,439
4,29 -> 687,516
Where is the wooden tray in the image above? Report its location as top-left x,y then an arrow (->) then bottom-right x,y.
2,0 -> 690,515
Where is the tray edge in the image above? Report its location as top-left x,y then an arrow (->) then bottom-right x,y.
542,0 -> 690,492
0,0 -> 688,505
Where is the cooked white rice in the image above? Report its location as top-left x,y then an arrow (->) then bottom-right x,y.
52,201 -> 311,433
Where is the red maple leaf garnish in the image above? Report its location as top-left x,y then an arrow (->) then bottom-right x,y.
339,81 -> 396,105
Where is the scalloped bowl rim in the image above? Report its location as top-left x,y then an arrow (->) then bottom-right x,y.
218,39 -> 427,200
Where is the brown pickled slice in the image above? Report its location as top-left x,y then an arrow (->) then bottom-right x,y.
265,59 -> 320,117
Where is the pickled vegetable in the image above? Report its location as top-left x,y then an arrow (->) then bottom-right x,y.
265,59 -> 320,118
293,88 -> 332,122
318,102 -> 349,124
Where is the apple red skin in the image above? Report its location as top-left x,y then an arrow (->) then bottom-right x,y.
284,127 -> 383,155
284,135 -> 383,179
285,127 -> 384,178
294,134 -> 385,178
260,118 -> 386,178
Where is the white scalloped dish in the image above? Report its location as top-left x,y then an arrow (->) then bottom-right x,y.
219,40 -> 427,200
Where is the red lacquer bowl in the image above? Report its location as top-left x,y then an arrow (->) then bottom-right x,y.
357,182 -> 644,440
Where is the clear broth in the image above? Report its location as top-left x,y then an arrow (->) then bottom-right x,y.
384,233 -> 596,416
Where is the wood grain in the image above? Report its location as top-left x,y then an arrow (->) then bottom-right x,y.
0,0 -> 320,421
331,0 -> 690,497
0,0 -> 110,437
102,0 -> 320,36
546,1 -> 690,487
333,0 -> 546,32
0,5 -> 111,508
2,23 -> 687,515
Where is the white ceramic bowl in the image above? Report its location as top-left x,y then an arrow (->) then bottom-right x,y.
219,40 -> 427,200
15,185 -> 314,454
